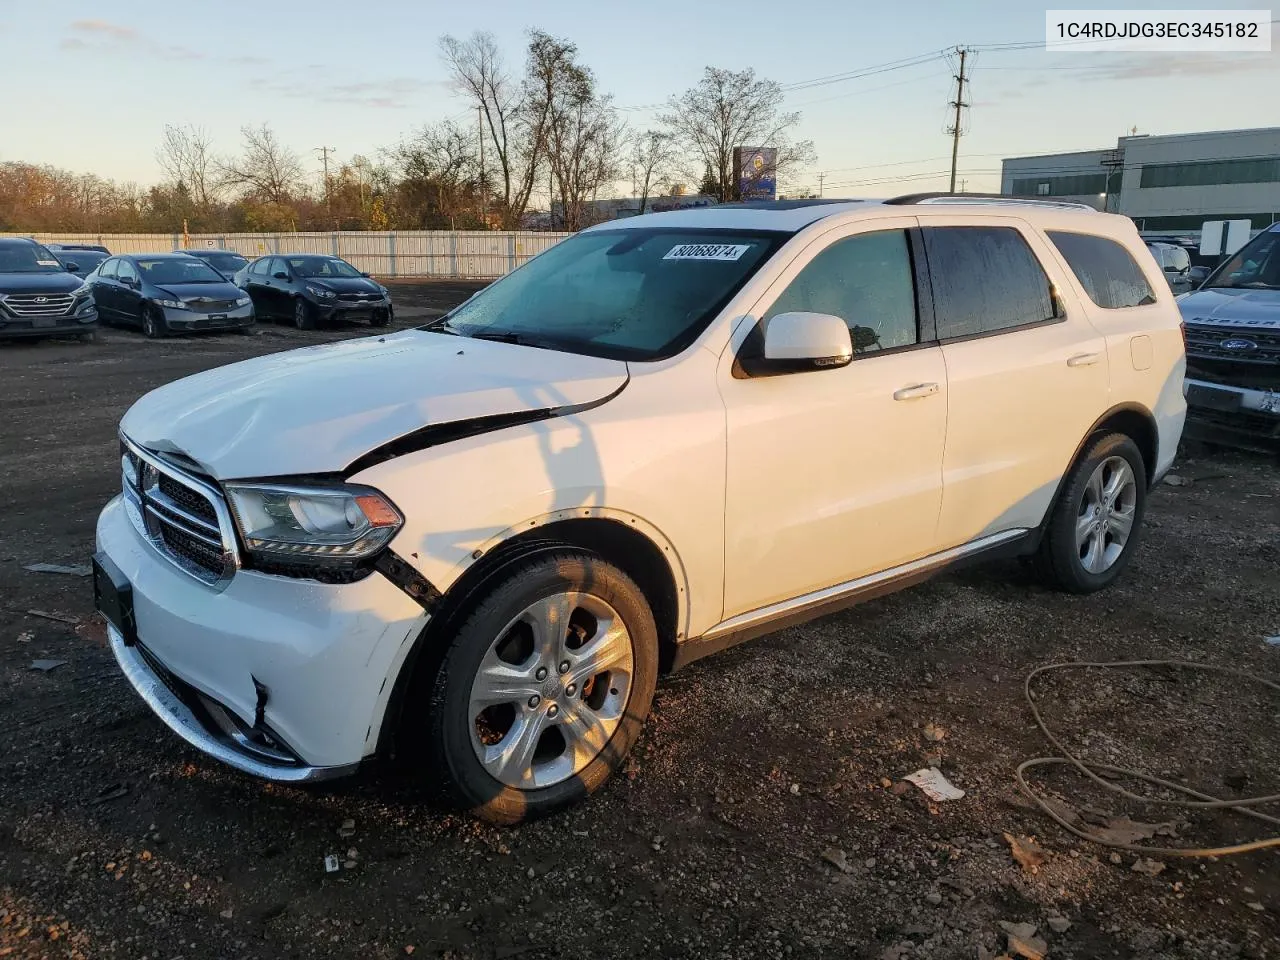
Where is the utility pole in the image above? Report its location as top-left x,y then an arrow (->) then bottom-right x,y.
314,146 -> 336,227
477,106 -> 487,228
817,172 -> 825,197
946,47 -> 970,194
958,178 -> 967,193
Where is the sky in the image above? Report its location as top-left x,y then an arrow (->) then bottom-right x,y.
2,0 -> 1277,199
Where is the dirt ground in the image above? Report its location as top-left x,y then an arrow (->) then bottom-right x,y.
1,280 -> 1278,960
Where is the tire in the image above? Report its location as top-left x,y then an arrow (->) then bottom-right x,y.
293,297 -> 316,330
1032,432 -> 1148,594
422,550 -> 658,824
141,304 -> 166,339
370,308 -> 391,328
78,330 -> 99,343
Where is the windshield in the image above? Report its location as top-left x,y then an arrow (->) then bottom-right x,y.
431,229 -> 785,360
1207,228 -> 1280,290
0,243 -> 67,274
59,251 -> 108,272
205,253 -> 248,274
136,258 -> 226,285
287,256 -> 362,278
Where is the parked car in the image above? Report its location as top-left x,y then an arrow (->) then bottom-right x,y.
1176,221 -> 1280,450
87,253 -> 253,337
177,248 -> 250,280
234,254 -> 392,329
52,248 -> 109,276
46,242 -> 111,255
0,237 -> 98,340
1146,241 -> 1193,293
94,196 -> 1185,822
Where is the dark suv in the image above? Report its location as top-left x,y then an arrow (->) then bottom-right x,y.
0,238 -> 99,340
1176,222 -> 1280,450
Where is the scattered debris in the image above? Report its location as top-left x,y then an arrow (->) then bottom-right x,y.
1246,902 -> 1264,912
337,818 -> 356,838
323,854 -> 340,873
404,947 -> 416,956
219,908 -> 233,920
889,781 -> 911,796
925,891 -> 943,906
820,846 -> 854,874
879,777 -> 893,789
1131,858 -> 1166,877
999,921 -> 1048,960
16,630 -> 33,643
25,609 -> 80,625
29,659 -> 67,672
1047,915 -> 1071,934
344,860 -> 357,870
89,783 -> 129,805
903,767 -> 964,801
1004,833 -> 1046,873
789,782 -> 800,795
922,722 -> 947,742
1162,474 -> 1190,487
24,562 -> 92,577
1090,816 -> 1177,845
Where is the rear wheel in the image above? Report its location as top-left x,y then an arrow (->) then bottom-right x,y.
141,304 -> 166,339
422,550 -> 658,824
1032,432 -> 1147,593
293,297 -> 315,330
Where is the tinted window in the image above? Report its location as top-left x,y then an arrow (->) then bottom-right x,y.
1050,231 -> 1157,309
248,258 -> 267,276
99,258 -> 118,280
117,260 -> 138,283
924,227 -> 1057,339
137,258 -> 226,284
206,253 -> 248,274
0,243 -> 65,274
766,230 -> 917,353
286,256 -> 362,278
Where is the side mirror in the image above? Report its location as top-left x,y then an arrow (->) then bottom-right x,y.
360,271 -> 372,278
65,261 -> 81,273
738,312 -> 852,377
273,271 -> 289,280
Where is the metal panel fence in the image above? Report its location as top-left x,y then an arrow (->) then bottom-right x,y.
4,231 -> 573,279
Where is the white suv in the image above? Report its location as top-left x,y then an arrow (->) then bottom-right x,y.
94,196 -> 1186,822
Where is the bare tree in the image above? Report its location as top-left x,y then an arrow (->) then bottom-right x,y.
440,31 -> 550,228
219,124 -> 306,205
385,119 -> 481,227
630,130 -> 675,215
660,68 -> 815,202
156,124 -> 217,209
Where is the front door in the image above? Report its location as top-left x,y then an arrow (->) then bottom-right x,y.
720,220 -> 949,619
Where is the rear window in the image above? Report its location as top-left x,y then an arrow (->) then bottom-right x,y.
1048,232 -> 1156,309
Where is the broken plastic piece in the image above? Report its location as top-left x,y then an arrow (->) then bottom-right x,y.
903,767 -> 965,801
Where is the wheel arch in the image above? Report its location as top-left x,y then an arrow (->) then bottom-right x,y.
375,513 -> 687,759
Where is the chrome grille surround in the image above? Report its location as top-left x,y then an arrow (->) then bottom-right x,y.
120,434 -> 240,589
4,293 -> 76,316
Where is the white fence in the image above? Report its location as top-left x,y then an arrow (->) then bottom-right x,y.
6,231 -> 573,279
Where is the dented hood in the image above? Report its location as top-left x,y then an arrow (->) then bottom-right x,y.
121,329 -> 629,479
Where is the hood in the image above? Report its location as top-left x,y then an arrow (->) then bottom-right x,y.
304,276 -> 383,294
154,281 -> 244,302
1177,287 -> 1280,329
0,271 -> 82,295
120,330 -> 629,479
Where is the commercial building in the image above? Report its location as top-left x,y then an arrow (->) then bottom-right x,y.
1001,127 -> 1280,232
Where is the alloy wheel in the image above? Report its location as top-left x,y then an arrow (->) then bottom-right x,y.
1075,455 -> 1137,574
468,591 -> 634,790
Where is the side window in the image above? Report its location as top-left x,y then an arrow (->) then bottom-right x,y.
765,229 -> 917,354
1048,231 -> 1156,309
116,260 -> 138,283
924,226 -> 1057,339
99,258 -> 118,280
248,259 -> 265,276
269,258 -> 287,276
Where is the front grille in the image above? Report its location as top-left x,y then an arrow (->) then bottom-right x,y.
121,438 -> 235,586
1186,358 -> 1280,391
4,294 -> 75,316
184,298 -> 239,313
1184,324 -> 1280,391
1187,406 -> 1280,439
337,292 -> 378,302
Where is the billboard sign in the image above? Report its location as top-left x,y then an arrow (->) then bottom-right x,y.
735,147 -> 777,200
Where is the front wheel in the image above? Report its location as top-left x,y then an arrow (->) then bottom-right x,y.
141,304 -> 166,339
423,550 -> 658,824
1032,432 -> 1147,593
293,297 -> 315,330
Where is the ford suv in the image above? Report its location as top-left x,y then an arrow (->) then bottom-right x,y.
1176,222 -> 1280,450
94,196 -> 1186,822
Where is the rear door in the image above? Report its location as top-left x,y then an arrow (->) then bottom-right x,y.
922,218 -> 1109,548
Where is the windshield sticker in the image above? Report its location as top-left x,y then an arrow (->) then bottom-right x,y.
36,259 -> 60,266
663,243 -> 751,262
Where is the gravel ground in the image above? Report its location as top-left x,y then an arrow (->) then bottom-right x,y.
1,280 -> 1278,960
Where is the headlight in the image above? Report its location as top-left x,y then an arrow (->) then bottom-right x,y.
154,298 -> 186,310
224,483 -> 402,565
235,296 -> 251,307
306,285 -> 336,300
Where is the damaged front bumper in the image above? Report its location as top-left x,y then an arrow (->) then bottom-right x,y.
1183,377 -> 1280,449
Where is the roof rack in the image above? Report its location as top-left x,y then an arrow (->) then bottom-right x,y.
884,192 -> 1098,211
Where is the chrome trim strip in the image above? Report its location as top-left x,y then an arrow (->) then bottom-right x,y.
143,504 -> 223,548
121,433 -> 241,590
701,529 -> 1030,641
107,624 -> 359,783
147,489 -> 222,536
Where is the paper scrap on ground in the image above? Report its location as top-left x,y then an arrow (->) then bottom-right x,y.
904,767 -> 965,801
30,659 -> 67,672
24,563 -> 92,577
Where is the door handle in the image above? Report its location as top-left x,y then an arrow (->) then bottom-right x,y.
1067,352 -> 1102,367
893,382 -> 939,401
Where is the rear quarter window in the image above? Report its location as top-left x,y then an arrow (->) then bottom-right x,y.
1047,231 -> 1157,309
